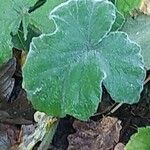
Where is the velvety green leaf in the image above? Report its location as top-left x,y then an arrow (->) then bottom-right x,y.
99,32 -> 144,103
23,0 -> 145,120
0,42 -> 11,65
122,15 -> 150,69
0,1 -> 19,64
125,127 -> 150,150
116,0 -> 141,15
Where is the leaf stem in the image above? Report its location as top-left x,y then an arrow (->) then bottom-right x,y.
38,119 -> 58,150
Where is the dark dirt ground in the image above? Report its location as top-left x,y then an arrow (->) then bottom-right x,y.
0,48 -> 150,150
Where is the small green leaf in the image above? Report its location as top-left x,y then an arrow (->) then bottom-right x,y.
1,0 -> 64,64
116,0 -> 141,15
0,0 -> 37,64
108,0 -> 125,31
11,24 -> 41,52
122,15 -> 150,69
23,0 -> 145,120
111,10 -> 125,31
11,0 -> 67,52
125,127 -> 150,150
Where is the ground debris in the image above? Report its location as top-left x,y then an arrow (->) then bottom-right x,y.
0,123 -> 20,150
140,0 -> 150,15
68,116 -> 122,150
14,111 -> 57,150
0,58 -> 16,102
114,143 -> 125,150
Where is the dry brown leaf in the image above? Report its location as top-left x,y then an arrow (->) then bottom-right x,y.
0,58 -> 16,101
0,123 -> 20,149
68,117 -> 122,150
0,131 -> 11,150
17,112 -> 57,150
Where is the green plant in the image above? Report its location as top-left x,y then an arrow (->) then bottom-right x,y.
23,0 -> 145,120
125,127 -> 150,150
115,0 -> 150,70
0,0 -> 66,64
116,0 -> 141,15
0,0 -> 146,120
0,0 -> 148,148
122,14 -> 150,70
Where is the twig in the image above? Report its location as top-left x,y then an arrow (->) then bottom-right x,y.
107,103 -> 123,115
92,103 -> 116,117
38,120 -> 58,150
144,75 -> 150,84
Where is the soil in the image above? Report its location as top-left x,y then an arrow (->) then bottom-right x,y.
0,48 -> 150,150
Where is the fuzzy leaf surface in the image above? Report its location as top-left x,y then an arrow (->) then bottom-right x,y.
122,15 -> 150,69
23,0 -> 145,120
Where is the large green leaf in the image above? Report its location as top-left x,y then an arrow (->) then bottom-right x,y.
116,0 -> 141,15
125,127 -> 150,150
122,15 -> 150,69
23,0 -> 145,120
